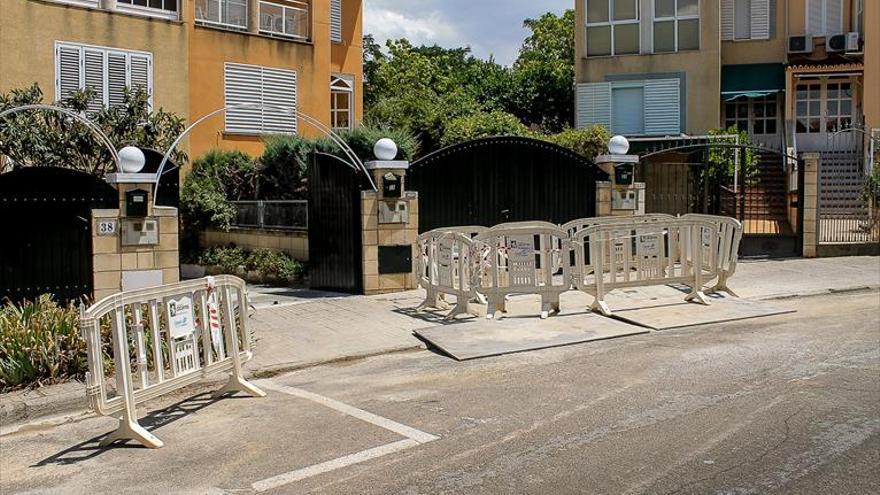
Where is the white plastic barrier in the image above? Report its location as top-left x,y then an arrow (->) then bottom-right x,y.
681,214 -> 743,295
473,225 -> 571,319
417,226 -> 488,317
572,218 -> 721,316
80,276 -> 264,448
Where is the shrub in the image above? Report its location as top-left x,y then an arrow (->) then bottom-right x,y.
246,249 -> 305,281
440,110 -> 532,147
198,246 -> 248,273
180,150 -> 261,231
0,295 -> 89,390
545,125 -> 610,160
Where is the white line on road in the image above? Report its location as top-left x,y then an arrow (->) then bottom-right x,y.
250,380 -> 439,492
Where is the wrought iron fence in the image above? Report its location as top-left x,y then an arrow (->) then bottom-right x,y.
231,200 -> 307,230
818,149 -> 879,244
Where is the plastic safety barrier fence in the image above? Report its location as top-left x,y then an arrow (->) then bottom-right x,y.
572,218 -> 720,316
681,214 -> 743,295
80,275 -> 265,448
417,226 -> 488,317
473,225 -> 571,319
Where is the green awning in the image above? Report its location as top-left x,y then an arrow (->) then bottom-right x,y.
721,63 -> 786,101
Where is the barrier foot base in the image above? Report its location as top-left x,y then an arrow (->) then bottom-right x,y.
445,303 -> 472,320
591,300 -> 613,317
213,374 -> 267,399
685,290 -> 710,306
710,284 -> 738,297
100,419 -> 163,449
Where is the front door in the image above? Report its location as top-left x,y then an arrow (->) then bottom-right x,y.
724,94 -> 782,150
794,77 -> 859,152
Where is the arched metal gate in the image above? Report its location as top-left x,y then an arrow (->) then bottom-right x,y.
408,137 -> 608,233
0,167 -> 118,302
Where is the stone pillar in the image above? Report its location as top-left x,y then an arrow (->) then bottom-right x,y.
93,173 -> 180,300
596,181 -> 612,217
248,0 -> 260,33
360,161 -> 419,295
801,153 -> 820,258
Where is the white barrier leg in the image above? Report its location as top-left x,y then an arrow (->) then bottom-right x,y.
100,307 -> 164,449
684,232 -> 710,306
213,286 -> 266,399
486,295 -> 504,319
710,272 -> 738,297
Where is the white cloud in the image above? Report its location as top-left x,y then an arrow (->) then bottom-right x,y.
364,6 -> 461,47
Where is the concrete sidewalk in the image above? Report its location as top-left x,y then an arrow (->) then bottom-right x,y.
2,256 -> 878,428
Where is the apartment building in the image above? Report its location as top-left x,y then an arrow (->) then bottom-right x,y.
0,0 -> 363,164
574,0 -> 876,155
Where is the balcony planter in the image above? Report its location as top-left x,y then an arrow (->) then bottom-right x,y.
180,264 -> 207,279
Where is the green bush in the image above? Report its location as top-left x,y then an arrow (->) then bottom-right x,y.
544,125 -> 610,160
198,246 -> 248,273
440,110 -> 532,147
0,295 -> 89,390
246,249 -> 305,281
180,150 -> 261,231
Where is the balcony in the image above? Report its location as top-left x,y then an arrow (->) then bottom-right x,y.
259,0 -> 310,41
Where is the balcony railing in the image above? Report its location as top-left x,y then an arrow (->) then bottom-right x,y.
195,0 -> 249,30
232,200 -> 308,230
259,0 -> 310,40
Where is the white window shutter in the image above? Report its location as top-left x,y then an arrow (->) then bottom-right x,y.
261,67 -> 298,134
575,82 -> 611,129
107,52 -> 128,108
750,0 -> 770,40
82,49 -> 106,112
330,0 -> 342,42
721,0 -> 735,41
825,0 -> 842,34
56,44 -> 82,102
225,63 -> 264,134
807,0 -> 824,35
644,79 -> 680,135
130,54 -> 152,108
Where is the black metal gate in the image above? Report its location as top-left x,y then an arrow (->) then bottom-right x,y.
408,137 -> 608,233
0,167 -> 118,302
307,153 -> 365,293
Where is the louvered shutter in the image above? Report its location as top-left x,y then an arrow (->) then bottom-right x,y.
261,67 -> 297,134
825,0 -> 842,34
225,63 -> 264,134
720,0 -> 735,41
750,0 -> 770,39
130,54 -> 151,108
330,0 -> 342,42
83,49 -> 106,112
575,82 -> 611,129
56,44 -> 82,102
807,0 -> 824,35
644,79 -> 680,135
107,52 -> 128,108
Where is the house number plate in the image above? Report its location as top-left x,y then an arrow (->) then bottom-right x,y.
97,220 -> 118,236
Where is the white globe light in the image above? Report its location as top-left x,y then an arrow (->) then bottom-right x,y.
118,146 -> 146,173
608,135 -> 630,155
373,138 -> 398,161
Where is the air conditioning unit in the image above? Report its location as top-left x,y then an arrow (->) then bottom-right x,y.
846,32 -> 862,53
827,34 -> 846,52
788,35 -> 813,54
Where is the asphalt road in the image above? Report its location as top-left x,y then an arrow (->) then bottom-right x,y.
1,291 -> 878,494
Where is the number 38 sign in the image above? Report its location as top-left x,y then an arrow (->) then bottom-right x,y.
97,220 -> 117,236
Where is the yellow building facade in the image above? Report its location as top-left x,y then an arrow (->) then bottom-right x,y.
0,0 -> 363,167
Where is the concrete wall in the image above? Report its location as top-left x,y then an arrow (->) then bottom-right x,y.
0,0 -> 190,128
200,228 -> 309,262
720,0 -> 787,65
864,1 -> 880,132
575,0 -> 721,134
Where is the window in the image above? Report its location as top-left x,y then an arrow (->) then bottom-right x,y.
260,1 -> 310,39
55,42 -> 152,113
576,78 -> 681,135
225,63 -> 298,135
330,75 -> 353,130
724,100 -> 750,132
806,0 -> 842,37
724,95 -> 777,135
721,0 -> 770,41
331,0 -> 343,42
653,0 -> 699,53
115,0 -> 179,19
586,0 -> 640,57
195,0 -> 248,29
825,82 -> 852,133
796,82 -> 822,134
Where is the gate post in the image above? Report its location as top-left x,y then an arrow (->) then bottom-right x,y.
361,140 -> 419,295
801,153 -> 820,258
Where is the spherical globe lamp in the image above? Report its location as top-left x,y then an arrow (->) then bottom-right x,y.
608,135 -> 630,155
118,146 -> 146,173
373,138 -> 398,161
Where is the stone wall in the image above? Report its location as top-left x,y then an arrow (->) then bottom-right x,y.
801,153 -> 819,258
200,228 -> 309,262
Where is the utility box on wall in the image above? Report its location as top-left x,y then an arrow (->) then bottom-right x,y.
125,189 -> 149,217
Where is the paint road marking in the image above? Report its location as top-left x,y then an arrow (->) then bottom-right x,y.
250,380 -> 439,492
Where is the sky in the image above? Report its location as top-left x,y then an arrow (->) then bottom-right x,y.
363,0 -> 572,66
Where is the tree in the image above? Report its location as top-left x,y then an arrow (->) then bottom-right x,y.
0,84 -> 186,175
509,10 -> 576,133
441,110 -> 531,147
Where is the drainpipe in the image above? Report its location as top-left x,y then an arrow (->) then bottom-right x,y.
249,0 -> 260,34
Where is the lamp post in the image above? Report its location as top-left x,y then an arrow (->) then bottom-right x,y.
595,135 -> 644,215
